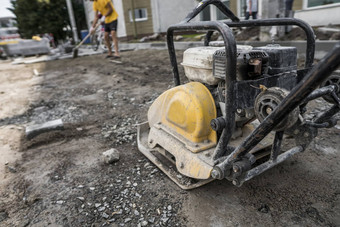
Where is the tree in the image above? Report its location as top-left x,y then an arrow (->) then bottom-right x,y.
9,0 -> 87,42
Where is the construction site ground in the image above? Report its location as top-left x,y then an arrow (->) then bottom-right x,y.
0,49 -> 339,227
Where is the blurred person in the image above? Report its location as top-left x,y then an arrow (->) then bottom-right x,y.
90,0 -> 120,59
245,0 -> 258,20
285,0 -> 295,33
43,33 -> 56,48
285,0 -> 294,13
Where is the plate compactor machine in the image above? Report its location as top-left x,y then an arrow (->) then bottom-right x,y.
137,0 -> 340,189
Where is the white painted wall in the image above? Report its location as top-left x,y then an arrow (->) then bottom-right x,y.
295,3 -> 340,27
150,0 -> 199,33
83,0 -> 126,38
112,0 -> 126,37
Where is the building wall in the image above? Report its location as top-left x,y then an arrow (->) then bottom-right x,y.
224,0 -> 340,27
293,0 -> 303,10
230,0 -> 237,16
123,0 -> 153,37
83,0 -> 127,38
295,4 -> 340,26
82,0 -> 340,39
292,0 -> 340,26
150,0 -> 198,33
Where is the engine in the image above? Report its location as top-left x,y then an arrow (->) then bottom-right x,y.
181,43 -> 298,138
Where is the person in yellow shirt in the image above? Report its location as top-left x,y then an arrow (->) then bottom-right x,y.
90,0 -> 120,59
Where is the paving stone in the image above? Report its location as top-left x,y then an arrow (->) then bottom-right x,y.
25,119 -> 64,139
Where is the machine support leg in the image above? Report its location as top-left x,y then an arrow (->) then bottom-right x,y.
270,131 -> 284,161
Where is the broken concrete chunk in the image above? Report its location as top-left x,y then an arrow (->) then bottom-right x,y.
0,211 -> 8,223
98,207 -> 105,212
103,148 -> 120,164
175,35 -> 183,41
124,218 -> 132,223
33,69 -> 40,76
102,212 -> 109,219
25,119 -> 64,139
7,166 -> 17,173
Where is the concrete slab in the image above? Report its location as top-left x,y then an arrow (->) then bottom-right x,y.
11,48 -> 104,64
25,119 -> 64,139
317,27 -> 340,33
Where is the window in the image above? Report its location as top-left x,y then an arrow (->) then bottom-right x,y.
200,5 -> 211,21
216,1 -> 230,20
307,0 -> 340,7
129,8 -> 148,22
0,18 -> 17,28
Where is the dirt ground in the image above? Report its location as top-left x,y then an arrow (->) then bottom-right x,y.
0,49 -> 339,227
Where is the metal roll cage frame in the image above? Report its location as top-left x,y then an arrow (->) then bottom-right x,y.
166,0 -> 340,185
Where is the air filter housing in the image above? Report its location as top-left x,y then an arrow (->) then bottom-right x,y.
254,44 -> 297,75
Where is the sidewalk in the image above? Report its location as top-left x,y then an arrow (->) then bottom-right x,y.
121,40 -> 340,59
9,40 -> 339,65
